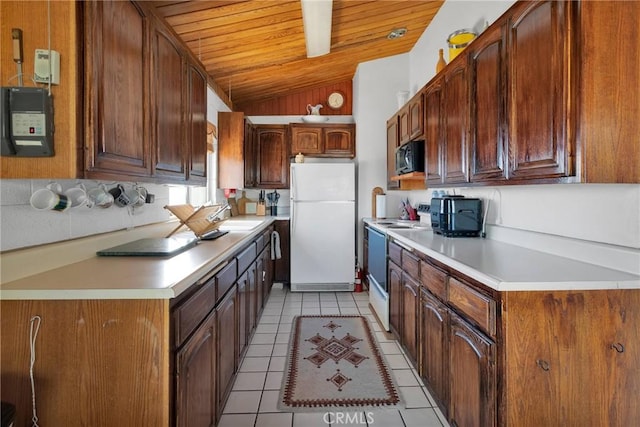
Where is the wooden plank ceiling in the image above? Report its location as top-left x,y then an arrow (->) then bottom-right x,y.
151,0 -> 444,109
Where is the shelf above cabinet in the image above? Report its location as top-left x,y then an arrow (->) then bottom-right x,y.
391,172 -> 426,181
391,172 -> 426,190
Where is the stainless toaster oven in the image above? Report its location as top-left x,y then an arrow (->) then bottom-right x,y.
431,196 -> 483,237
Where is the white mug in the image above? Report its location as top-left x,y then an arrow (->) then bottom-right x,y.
65,183 -> 92,208
30,183 -> 71,212
87,184 -> 114,208
126,185 -> 147,208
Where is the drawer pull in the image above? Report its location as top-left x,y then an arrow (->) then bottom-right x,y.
536,359 -> 550,371
611,343 -> 625,353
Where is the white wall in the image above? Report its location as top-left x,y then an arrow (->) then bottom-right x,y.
208,87 -> 232,203
352,53 -> 409,264
409,0 -> 515,95
0,87 -> 231,252
0,179 -> 177,251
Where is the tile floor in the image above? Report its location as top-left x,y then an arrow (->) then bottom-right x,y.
219,285 -> 450,427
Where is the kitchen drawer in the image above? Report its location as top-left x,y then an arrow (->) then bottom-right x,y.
261,228 -> 272,250
237,242 -> 257,274
388,241 -> 402,266
448,277 -> 496,338
402,250 -> 420,280
216,258 -> 238,301
420,260 -> 448,301
173,279 -> 216,348
255,234 -> 265,250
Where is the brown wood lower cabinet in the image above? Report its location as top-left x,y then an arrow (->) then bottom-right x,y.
449,311 -> 497,427
420,288 -> 449,416
385,236 -> 640,427
175,309 -> 217,427
216,286 -> 237,413
274,220 -> 290,283
503,290 -> 640,426
0,227 -> 276,426
258,243 -> 274,315
401,249 -> 420,365
401,273 -> 420,365
388,259 -> 403,337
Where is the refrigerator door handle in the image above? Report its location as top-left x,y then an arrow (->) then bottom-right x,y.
291,202 -> 296,234
290,166 -> 296,234
290,166 -> 296,201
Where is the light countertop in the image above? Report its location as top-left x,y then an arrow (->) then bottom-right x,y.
0,217 -> 275,300
364,219 -> 640,291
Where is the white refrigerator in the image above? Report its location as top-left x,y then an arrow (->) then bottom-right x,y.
290,162 -> 356,291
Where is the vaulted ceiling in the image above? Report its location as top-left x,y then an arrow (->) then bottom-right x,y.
150,1 -> 444,109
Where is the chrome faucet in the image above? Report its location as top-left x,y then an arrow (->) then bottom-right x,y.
206,203 -> 230,222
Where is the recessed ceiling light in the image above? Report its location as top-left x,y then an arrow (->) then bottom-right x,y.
387,28 -> 407,40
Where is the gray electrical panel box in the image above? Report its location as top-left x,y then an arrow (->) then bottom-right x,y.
0,86 -> 54,157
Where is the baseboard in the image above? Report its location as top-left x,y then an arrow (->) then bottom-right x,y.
290,283 -> 354,292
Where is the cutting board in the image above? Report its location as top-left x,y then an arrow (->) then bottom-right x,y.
96,237 -> 198,257
237,191 -> 250,215
228,197 -> 239,216
371,187 -> 384,218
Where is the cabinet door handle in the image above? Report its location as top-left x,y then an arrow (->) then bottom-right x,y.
536,359 -> 550,371
404,283 -> 418,297
611,343 -> 625,353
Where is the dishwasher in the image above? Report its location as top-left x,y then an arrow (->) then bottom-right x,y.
366,226 -> 389,331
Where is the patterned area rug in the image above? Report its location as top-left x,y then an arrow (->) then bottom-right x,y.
279,315 -> 401,409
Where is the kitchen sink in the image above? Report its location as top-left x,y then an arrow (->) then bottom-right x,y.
370,220 -> 432,231
218,220 -> 263,231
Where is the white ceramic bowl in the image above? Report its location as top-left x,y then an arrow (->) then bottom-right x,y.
301,115 -> 329,123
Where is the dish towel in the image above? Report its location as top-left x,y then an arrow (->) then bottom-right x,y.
271,230 -> 282,260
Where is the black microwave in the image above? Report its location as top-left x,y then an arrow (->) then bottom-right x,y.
395,140 -> 425,175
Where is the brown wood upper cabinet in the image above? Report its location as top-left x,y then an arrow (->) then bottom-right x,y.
386,117 -> 401,190
154,27 -> 186,182
506,0 -> 575,181
399,92 -> 425,145
290,124 -> 355,158
187,65 -> 208,183
218,112 -> 250,189
424,78 -> 444,186
442,57 -> 469,184
247,125 -> 289,189
84,0 -> 207,184
84,1 -> 151,180
468,22 -> 507,183
398,105 -> 410,144
418,0 -> 639,186
243,120 -> 257,188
